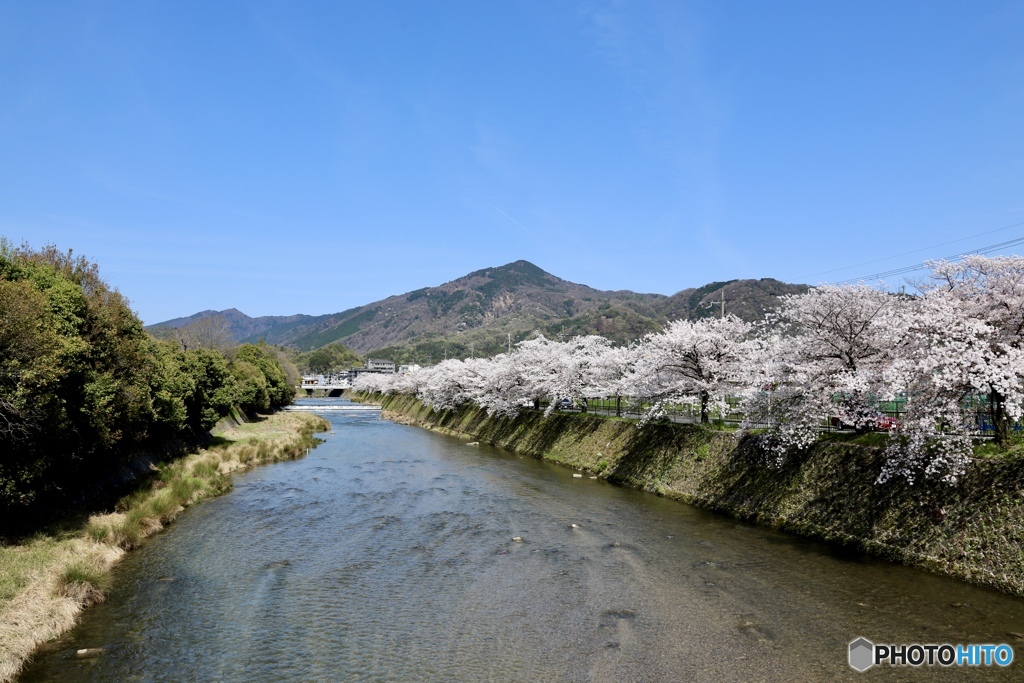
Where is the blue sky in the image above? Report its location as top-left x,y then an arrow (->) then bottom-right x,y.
2,1 -> 1023,324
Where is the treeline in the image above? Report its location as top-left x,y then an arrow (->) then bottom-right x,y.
154,318 -> 364,377
294,341 -> 363,375
0,241 -> 294,529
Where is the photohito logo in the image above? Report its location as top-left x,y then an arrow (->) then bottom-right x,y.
849,638 -> 1014,671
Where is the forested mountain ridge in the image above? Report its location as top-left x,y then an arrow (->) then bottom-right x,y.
152,308 -> 333,344
148,260 -> 807,361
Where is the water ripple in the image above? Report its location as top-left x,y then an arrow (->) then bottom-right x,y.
19,407 -> 1024,682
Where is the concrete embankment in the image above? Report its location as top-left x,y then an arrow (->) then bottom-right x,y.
0,411 -> 328,683
362,392 -> 1024,598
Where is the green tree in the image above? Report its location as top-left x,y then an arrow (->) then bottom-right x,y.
298,342 -> 363,374
235,344 -> 292,409
0,241 -> 160,520
231,359 -> 270,413
0,241 -> 298,531
0,277 -> 64,442
180,348 -> 236,431
145,338 -> 194,436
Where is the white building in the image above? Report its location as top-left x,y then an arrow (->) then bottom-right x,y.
366,359 -> 396,373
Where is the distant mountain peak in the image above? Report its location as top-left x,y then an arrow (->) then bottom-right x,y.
464,259 -> 550,278
498,259 -> 547,274
148,262 -> 808,360
456,259 -> 564,294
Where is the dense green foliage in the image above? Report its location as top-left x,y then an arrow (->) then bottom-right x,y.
295,341 -> 363,374
0,242 -> 293,529
232,344 -> 292,413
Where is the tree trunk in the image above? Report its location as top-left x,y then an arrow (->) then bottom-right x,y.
700,390 -> 710,424
991,388 -> 1010,445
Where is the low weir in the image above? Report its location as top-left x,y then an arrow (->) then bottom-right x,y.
282,403 -> 380,412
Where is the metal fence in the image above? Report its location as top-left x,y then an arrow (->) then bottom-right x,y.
534,397 -> 1019,437
535,397 -> 750,427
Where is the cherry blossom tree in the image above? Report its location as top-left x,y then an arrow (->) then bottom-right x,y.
625,315 -> 752,424
921,256 -> 1024,444
517,335 -> 617,415
415,358 -> 487,412
352,371 -> 396,394
739,284 -> 910,463
877,256 -> 1024,484
470,351 -> 535,417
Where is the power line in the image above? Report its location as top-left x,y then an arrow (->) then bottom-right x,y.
799,218 -> 1024,280
831,235 -> 1024,285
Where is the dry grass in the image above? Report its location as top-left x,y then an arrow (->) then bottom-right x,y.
0,539 -> 121,683
53,554 -> 113,608
0,410 -> 328,682
0,538 -> 65,608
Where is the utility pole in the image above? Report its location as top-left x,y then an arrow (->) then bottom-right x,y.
699,291 -> 726,319
507,333 -> 512,355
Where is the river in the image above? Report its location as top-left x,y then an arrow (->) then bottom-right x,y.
20,400 -> 1024,681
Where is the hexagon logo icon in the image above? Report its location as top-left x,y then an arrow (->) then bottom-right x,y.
849,637 -> 875,672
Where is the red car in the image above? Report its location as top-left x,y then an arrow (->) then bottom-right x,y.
874,415 -> 900,431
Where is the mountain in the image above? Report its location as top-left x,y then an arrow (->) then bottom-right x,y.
659,277 -> 807,323
147,260 -> 807,362
148,308 -> 331,342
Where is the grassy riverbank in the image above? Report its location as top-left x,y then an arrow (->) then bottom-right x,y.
362,392 -> 1024,598
0,410 -> 328,683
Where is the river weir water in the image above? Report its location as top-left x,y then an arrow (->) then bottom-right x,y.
20,400 -> 1024,681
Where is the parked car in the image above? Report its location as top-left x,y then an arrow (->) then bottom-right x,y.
874,415 -> 900,431
556,398 -> 573,411
830,414 -> 901,431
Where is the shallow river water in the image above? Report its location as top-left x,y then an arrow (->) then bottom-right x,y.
21,401 -> 1024,681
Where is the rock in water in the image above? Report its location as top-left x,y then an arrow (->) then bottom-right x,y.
511,536 -> 524,542
76,648 -> 105,658
572,473 -> 583,478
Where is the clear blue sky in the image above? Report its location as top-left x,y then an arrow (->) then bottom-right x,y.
2,1 -> 1023,324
